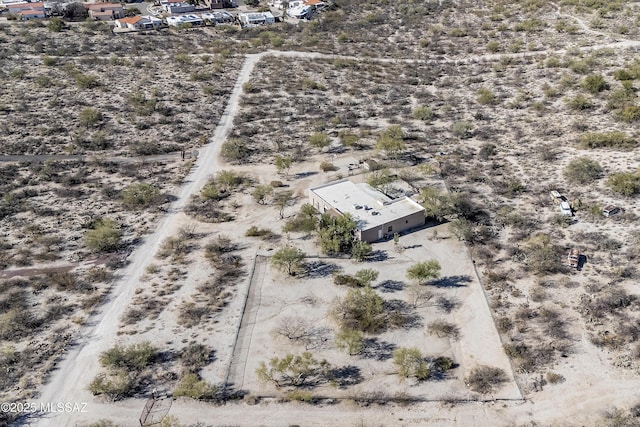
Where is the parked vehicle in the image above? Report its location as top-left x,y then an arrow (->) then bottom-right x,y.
568,248 -> 580,268
559,201 -> 572,216
602,205 -> 621,218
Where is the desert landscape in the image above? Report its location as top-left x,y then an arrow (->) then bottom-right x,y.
1,0 -> 640,426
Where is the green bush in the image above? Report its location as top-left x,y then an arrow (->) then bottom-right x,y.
393,347 -> 429,380
309,132 -> 331,150
47,17 -> 64,32
335,328 -> 364,355
99,342 -> 158,371
566,94 -> 594,110
487,40 -> 501,52
607,172 -> 640,196
333,273 -> 362,287
579,131 -> 636,149
619,106 -> 640,123
351,241 -> 372,262
84,218 -> 121,252
75,73 -> 100,89
43,55 -> 58,66
180,344 -> 211,372
331,287 -> 385,333
287,390 -> 314,402
413,106 -> 433,121
452,121 -> 473,138
173,373 -> 218,400
88,372 -> 134,401
339,131 -> 359,147
78,108 -> 103,127
220,138 -> 249,163
477,88 -> 497,105
564,157 -> 602,184
120,183 -> 160,209
581,74 -> 609,94
245,226 -> 275,239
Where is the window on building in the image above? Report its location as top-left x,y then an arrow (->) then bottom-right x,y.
387,226 -> 392,232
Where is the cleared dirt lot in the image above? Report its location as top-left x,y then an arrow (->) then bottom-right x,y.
237,221 -> 521,401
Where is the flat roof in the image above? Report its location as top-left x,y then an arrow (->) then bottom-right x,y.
310,179 -> 424,231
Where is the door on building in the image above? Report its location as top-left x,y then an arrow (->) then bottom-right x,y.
378,229 -> 383,240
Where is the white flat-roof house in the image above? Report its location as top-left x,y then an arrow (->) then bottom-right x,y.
238,11 -> 274,27
161,0 -> 194,14
166,14 -> 202,26
309,179 -> 426,242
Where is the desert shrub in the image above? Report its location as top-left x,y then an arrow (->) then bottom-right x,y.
413,106 -> 433,121
242,82 -> 259,93
318,213 -> 357,255
335,328 -> 364,355
319,161 -> 338,172
466,365 -> 508,394
406,260 -> 441,285
75,73 -> 100,89
392,347 -> 429,380
220,138 -> 249,163
177,302 -> 209,328
301,78 -> 326,91
579,132 -> 636,149
173,373 -> 218,400
354,269 -> 378,286
452,121 -> 473,138
619,106 -> 640,123
99,342 -> 157,371
309,132 -> 331,150
252,184 -> 273,205
88,372 -> 134,401
566,94 -> 594,110
478,143 -> 496,159
333,273 -> 361,287
564,157 -> 602,184
375,125 -> 405,157
283,204 -> 318,235
256,352 -> 332,388
339,131 -> 359,147
47,17 -> 64,32
487,40 -> 501,52
332,287 -> 385,333
427,321 -> 460,339
351,241 -> 372,262
84,218 -> 122,252
157,235 -> 190,259
121,183 -> 160,209
271,246 -> 306,276
546,371 -> 565,384
43,55 -> 58,66
287,390 -> 314,402
245,226 -> 276,240
581,74 -> 609,93
78,107 -> 103,127
524,234 -> 563,274
477,88 -> 497,105
179,344 -> 211,373
607,171 -> 640,196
